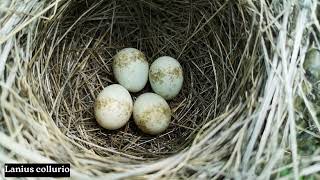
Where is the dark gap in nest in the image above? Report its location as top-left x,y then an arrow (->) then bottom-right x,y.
33,0 -> 255,159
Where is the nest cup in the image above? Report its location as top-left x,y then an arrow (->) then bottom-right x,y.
30,0 -> 258,160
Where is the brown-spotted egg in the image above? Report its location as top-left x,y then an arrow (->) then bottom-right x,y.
113,48 -> 149,92
149,56 -> 183,100
94,84 -> 133,130
133,93 -> 171,135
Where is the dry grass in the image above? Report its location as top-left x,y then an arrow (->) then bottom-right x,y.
0,0 -> 319,179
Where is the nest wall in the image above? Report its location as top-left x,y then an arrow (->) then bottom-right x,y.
0,0 -> 319,179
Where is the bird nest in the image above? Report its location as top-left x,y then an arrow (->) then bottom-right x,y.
1,0 -> 319,179
32,0 -> 256,159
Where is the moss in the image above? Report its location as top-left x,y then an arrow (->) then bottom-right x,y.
295,88 -> 320,156
304,48 -> 320,83
279,168 -> 292,177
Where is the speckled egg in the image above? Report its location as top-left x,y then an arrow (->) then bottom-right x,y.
113,48 -> 149,92
304,48 -> 320,82
133,93 -> 171,135
149,56 -> 183,100
94,84 -> 133,130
